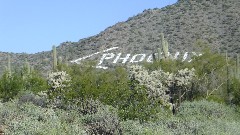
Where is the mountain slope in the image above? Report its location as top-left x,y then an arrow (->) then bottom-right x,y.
0,0 -> 239,74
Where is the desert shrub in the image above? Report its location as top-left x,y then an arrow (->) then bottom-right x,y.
46,71 -> 71,107
144,58 -> 191,73
230,77 -> 240,105
67,64 -> 101,100
1,95 -> 240,134
177,100 -> 240,121
22,70 -> 48,94
0,71 -> 24,102
83,104 -> 122,135
20,63 -> 48,93
0,100 -> 86,135
122,100 -> 240,135
121,120 -> 143,135
17,91 -> 47,107
166,67 -> 196,106
121,120 -> 156,135
190,49 -> 228,101
66,98 -> 102,115
121,111 -> 172,135
128,64 -> 196,113
0,66 -> 47,102
67,64 -> 129,103
78,99 -> 102,115
117,77 -> 162,122
128,65 -> 171,107
144,46 -> 238,104
132,100 -> 240,135
152,100 -> 240,135
68,64 -> 163,121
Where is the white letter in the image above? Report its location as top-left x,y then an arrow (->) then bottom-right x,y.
174,52 -> 180,59
147,54 -> 153,63
188,52 -> 202,62
130,54 -> 146,63
70,47 -> 119,64
182,52 -> 188,62
113,53 -> 131,63
96,53 -> 115,69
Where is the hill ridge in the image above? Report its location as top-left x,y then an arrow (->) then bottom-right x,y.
0,0 -> 239,74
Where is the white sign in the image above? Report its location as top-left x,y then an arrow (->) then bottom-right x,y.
70,47 -> 202,69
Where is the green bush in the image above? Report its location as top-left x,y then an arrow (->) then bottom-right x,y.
0,66 -> 48,102
1,95 -> 240,134
0,71 -> 24,102
121,100 -> 240,135
22,70 -> 48,94
117,76 -> 164,122
83,103 -> 122,135
177,100 -> 240,121
47,70 -> 71,108
144,46 -> 238,104
0,100 -> 86,135
230,77 -> 240,105
67,64 -> 165,122
121,120 -> 167,135
17,91 -> 47,107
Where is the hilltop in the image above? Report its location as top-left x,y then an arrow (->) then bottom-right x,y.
0,0 -> 239,74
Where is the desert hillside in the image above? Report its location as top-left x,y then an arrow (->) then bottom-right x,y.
0,0 -> 239,74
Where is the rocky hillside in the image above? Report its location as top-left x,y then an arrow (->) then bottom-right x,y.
0,0 -> 239,74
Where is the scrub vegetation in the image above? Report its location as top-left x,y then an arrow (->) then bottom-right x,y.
0,39 -> 240,135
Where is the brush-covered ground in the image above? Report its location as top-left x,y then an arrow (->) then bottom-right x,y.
1,48 -> 240,135
1,99 -> 240,135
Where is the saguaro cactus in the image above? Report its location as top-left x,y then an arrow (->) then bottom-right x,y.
161,33 -> 169,59
236,54 -> 239,79
226,52 -> 231,103
7,54 -> 12,76
157,48 -> 162,61
24,59 -> 31,75
156,33 -> 169,61
52,45 -> 58,71
31,66 -> 34,73
58,56 -> 62,65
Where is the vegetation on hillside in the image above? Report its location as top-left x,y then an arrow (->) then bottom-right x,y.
0,39 -> 240,134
